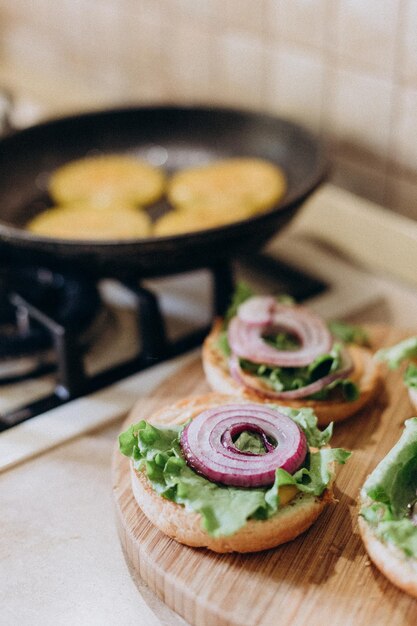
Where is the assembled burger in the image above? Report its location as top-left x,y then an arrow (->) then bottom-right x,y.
203,287 -> 380,426
119,394 -> 350,553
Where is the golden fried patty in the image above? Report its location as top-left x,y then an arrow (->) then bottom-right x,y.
27,202 -> 152,240
168,157 -> 286,214
153,196 -> 257,236
49,154 -> 166,206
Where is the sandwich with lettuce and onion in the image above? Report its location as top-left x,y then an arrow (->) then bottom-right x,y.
202,285 -> 381,426
119,393 -> 350,553
358,418 -> 417,597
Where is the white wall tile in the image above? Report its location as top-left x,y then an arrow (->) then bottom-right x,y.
0,0 -> 45,22
168,0 -> 265,34
2,21 -> 58,74
221,0 -> 266,35
165,0 -> 215,20
118,6 -> 172,102
71,2 -> 126,90
211,33 -> 265,109
336,0 -> 399,77
266,0 -> 329,50
326,68 -> 393,160
264,44 -> 325,132
162,19 -> 212,103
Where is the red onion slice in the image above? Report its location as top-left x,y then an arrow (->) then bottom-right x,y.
237,296 -> 277,326
229,350 -> 353,399
180,404 -> 308,487
228,298 -> 332,367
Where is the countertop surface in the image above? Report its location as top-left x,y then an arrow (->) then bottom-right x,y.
2,181 -> 417,625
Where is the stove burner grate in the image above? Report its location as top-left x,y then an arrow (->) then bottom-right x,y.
0,254 -> 326,432
0,264 -> 101,381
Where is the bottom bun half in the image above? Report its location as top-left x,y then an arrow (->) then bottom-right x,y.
358,515 -> 417,598
131,464 -> 332,553
202,320 -> 381,427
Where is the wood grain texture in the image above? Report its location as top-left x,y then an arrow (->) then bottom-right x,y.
112,326 -> 417,626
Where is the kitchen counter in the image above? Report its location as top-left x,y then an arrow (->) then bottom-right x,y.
2,184 -> 417,626
2,422 -> 162,626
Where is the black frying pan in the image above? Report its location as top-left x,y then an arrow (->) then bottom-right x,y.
0,105 -> 327,277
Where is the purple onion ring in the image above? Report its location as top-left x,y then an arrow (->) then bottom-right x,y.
237,296 -> 277,326
228,297 -> 332,367
180,404 -> 307,487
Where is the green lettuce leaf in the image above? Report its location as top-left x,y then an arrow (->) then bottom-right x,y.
362,503 -> 417,557
375,336 -> 417,369
238,343 -> 359,402
264,331 -> 299,350
308,378 -> 359,402
224,282 -> 253,324
375,337 -> 417,390
361,418 -> 417,557
327,320 -> 369,346
234,430 -> 267,455
375,520 -> 417,557
274,406 -> 333,448
119,411 -> 350,537
404,363 -> 417,390
217,330 -> 231,357
265,448 -> 351,509
363,418 -> 417,518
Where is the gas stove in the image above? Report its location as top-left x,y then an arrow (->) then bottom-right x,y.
0,223 -> 387,474
0,251 -> 329,433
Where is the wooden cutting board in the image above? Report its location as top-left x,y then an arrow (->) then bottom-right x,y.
112,326 -> 417,626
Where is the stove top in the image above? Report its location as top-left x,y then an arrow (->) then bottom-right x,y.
0,253 -> 326,432
0,224 -> 389,474
0,262 -> 102,381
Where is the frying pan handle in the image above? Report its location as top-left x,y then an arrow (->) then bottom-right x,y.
0,88 -> 14,137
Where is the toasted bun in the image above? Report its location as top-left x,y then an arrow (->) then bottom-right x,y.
202,320 -> 381,426
129,394 -> 334,553
408,387 -> 417,412
358,497 -> 417,598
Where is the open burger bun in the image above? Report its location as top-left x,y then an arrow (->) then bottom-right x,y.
129,393 -> 333,553
202,320 -> 381,427
358,499 -> 417,598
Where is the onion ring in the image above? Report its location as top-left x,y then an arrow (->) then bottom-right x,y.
237,296 -> 277,326
180,404 -> 307,487
228,297 -> 332,367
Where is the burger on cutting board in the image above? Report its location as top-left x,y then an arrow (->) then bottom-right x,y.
203,285 -> 381,426
119,394 -> 350,553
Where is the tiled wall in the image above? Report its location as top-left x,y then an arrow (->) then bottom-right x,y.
0,0 -> 416,218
